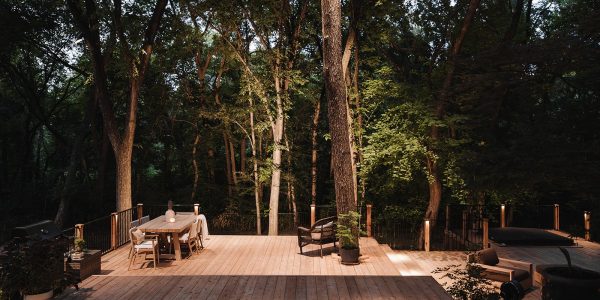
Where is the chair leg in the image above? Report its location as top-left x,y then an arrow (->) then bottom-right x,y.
128,251 -> 136,270
320,244 -> 323,257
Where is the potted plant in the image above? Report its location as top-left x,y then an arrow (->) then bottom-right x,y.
72,238 -> 86,259
336,211 -> 361,265
0,237 -> 74,300
541,247 -> 600,299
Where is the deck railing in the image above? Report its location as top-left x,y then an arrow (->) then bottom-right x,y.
372,204 -> 485,251
81,215 -> 112,254
62,201 -> 596,255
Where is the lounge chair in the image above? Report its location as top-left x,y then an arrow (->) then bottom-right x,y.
468,248 -> 533,291
297,216 -> 337,257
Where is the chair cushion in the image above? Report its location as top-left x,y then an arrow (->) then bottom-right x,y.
134,240 -> 154,249
311,221 -> 334,240
180,232 -> 190,242
132,228 -> 145,243
476,248 -> 499,266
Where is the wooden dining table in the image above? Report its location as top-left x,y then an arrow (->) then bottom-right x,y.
137,214 -> 197,261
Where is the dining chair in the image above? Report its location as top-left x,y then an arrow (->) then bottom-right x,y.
196,215 -> 204,250
128,227 -> 160,270
179,219 -> 200,257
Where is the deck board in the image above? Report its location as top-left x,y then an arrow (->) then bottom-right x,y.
387,230 -> 600,300
58,235 -> 450,299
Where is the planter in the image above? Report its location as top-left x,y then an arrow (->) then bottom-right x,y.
23,290 -> 53,300
68,249 -> 101,281
340,248 -> 360,265
541,266 -> 600,300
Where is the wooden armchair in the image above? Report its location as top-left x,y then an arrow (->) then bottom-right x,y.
468,248 -> 533,291
128,227 -> 160,270
297,216 -> 337,257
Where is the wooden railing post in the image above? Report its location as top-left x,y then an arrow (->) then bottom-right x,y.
137,203 -> 143,223
483,218 -> 489,249
310,204 -> 316,226
424,219 -> 430,252
75,224 -> 84,240
366,204 -> 372,237
584,211 -> 591,241
462,210 -> 468,241
111,212 -> 118,250
554,204 -> 560,231
194,203 -> 200,215
501,204 -> 506,228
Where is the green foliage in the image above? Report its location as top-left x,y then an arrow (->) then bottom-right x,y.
380,205 -> 423,224
336,212 -> 362,250
433,263 -> 500,300
1,0 -> 599,238
0,238 -> 75,297
74,238 -> 86,252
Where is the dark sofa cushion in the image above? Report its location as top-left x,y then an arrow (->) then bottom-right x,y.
510,268 -> 530,282
476,248 -> 500,266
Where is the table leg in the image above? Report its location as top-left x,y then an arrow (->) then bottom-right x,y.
173,232 -> 181,261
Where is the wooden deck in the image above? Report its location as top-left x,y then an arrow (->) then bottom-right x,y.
58,235 -> 450,299
386,230 -> 600,299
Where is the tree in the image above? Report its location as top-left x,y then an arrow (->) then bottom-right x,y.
425,0 -> 481,222
321,0 -> 356,217
67,0 -> 168,211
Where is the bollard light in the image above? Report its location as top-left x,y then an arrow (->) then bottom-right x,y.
501,204 -> 506,228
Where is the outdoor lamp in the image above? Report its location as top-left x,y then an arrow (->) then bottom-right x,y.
165,200 -> 176,222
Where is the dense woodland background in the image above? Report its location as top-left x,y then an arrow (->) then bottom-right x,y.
0,0 -> 599,240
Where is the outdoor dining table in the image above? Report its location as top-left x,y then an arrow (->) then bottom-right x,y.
137,214 -> 197,261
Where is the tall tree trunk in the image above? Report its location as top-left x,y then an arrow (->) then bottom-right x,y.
353,39 -> 366,203
426,0 -> 481,222
268,63 -> 284,236
115,146 -> 133,211
249,97 -> 261,235
223,132 -> 233,197
229,139 -> 238,185
284,136 -> 297,225
311,92 -> 323,206
240,138 -> 247,174
321,0 -> 356,216
191,132 -> 200,201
